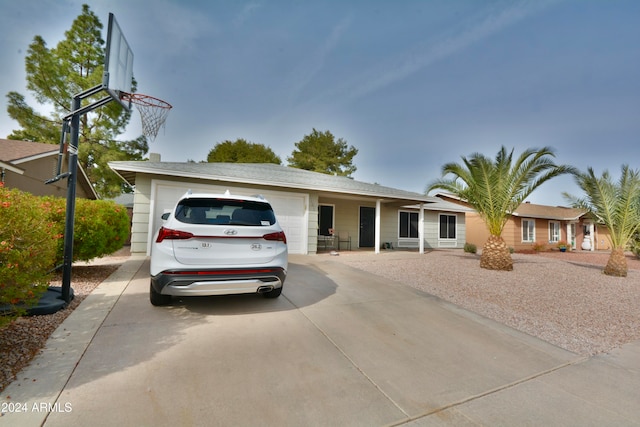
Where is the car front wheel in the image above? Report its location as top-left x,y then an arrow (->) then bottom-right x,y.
150,282 -> 172,306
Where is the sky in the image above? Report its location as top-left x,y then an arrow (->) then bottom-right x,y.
1,0 -> 639,206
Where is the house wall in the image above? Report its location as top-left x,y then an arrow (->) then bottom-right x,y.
335,198 -> 363,247
127,173 -> 466,255
394,209 -> 466,250
464,212 -> 489,248
130,175 -> 152,254
426,211 -> 466,249
593,225 -> 612,250
462,213 -> 610,252
310,197 -> 418,250
3,156 -> 93,199
506,217 -> 612,252
379,205 -> 397,247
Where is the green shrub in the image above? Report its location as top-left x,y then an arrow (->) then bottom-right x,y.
463,242 -> 477,254
43,197 -> 130,263
1,189 -> 129,327
533,242 -> 546,252
0,185 -> 58,326
73,199 -> 130,261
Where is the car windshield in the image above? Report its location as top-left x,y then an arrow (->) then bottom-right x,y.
175,198 -> 276,226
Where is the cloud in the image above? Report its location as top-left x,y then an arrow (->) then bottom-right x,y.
140,1 -> 215,55
335,0 -> 559,103
232,1 -> 263,27
285,15 -> 353,105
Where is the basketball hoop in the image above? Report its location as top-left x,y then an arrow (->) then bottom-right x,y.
122,93 -> 172,142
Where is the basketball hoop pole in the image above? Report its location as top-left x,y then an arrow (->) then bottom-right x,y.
56,84 -> 117,303
50,12 -> 142,303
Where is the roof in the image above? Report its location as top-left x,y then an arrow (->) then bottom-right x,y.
0,139 -> 98,200
0,139 -> 58,163
434,192 -> 585,220
512,202 -> 586,221
108,161 -> 438,204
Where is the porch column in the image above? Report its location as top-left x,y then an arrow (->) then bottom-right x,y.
419,203 -> 425,254
374,199 -> 381,254
589,222 -> 595,251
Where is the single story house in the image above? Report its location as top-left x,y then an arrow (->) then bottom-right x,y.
0,139 -> 97,199
109,160 -> 471,255
436,193 -> 610,252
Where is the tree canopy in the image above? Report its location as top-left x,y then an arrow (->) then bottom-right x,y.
207,139 -> 281,164
287,129 -> 358,177
5,4 -> 145,197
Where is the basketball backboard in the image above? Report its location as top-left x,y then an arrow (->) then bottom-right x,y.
104,13 -> 134,111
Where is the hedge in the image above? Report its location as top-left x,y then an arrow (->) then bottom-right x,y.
1,185 -> 130,326
0,185 -> 58,325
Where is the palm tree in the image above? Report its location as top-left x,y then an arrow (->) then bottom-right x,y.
563,165 -> 640,277
427,146 -> 575,271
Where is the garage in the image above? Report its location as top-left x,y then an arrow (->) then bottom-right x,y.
150,179 -> 308,254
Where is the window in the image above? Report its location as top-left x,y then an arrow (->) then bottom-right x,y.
319,205 -> 334,236
549,221 -> 560,243
439,214 -> 456,239
399,211 -> 419,238
522,219 -> 535,242
175,198 -> 276,226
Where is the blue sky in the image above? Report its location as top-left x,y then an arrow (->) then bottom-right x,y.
1,0 -> 639,205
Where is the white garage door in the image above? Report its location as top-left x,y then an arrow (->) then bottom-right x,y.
151,180 -> 307,254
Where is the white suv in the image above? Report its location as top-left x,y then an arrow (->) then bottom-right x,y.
149,191 -> 288,306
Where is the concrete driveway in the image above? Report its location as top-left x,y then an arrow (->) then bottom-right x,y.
2,254 -> 639,426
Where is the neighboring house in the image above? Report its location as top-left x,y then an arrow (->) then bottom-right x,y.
436,193 -> 611,252
108,159 -> 470,255
0,139 -> 97,199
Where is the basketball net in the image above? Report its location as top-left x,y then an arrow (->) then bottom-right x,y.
122,93 -> 172,142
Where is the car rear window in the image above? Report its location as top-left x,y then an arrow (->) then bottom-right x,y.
175,198 -> 276,226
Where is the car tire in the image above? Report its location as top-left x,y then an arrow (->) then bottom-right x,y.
262,285 -> 282,298
150,282 -> 172,306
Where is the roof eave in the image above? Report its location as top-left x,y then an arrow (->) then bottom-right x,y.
0,161 -> 25,175
108,162 -> 435,204
11,150 -> 58,164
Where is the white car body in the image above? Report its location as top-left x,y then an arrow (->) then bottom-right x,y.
149,191 -> 288,305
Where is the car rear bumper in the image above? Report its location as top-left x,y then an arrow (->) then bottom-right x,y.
151,267 -> 286,296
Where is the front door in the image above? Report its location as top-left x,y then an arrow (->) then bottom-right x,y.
359,206 -> 375,248
568,223 -> 576,249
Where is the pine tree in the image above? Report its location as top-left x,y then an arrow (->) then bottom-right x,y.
5,4 -> 146,197
207,139 -> 282,164
288,129 -> 358,177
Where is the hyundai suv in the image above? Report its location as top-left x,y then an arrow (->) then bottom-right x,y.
149,191 -> 288,306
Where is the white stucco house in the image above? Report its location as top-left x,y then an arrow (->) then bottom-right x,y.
108,161 -> 470,255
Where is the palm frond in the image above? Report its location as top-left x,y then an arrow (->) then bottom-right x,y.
427,146 -> 574,237
565,165 -> 640,249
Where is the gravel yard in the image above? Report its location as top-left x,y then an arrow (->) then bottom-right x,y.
0,253 -> 125,393
336,249 -> 640,357
1,247 -> 639,393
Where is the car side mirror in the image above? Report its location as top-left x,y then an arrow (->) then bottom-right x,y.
161,212 -> 170,221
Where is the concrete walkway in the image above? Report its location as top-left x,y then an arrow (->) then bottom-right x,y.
1,254 -> 639,426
